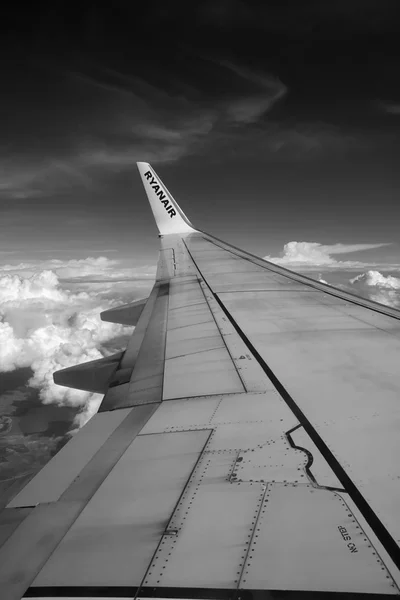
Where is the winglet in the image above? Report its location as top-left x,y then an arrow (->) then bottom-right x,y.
137,162 -> 195,235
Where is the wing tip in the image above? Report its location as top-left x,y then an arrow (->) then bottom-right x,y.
137,162 -> 195,235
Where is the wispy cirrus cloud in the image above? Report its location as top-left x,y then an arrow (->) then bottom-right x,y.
0,60 -> 218,199
0,57 -> 287,199
2,53 -> 391,201
219,61 -> 287,124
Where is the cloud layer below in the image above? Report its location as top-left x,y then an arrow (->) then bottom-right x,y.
0,258 -> 154,427
1,257 -> 156,281
2,248 -> 399,435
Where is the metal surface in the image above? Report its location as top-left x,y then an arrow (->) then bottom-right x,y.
157,248 -> 175,280
144,452 -> 265,588
334,302 -> 400,334
118,284 -> 158,370
163,347 -> 245,400
0,500 -> 84,600
99,285 -> 160,411
139,396 -> 222,434
126,283 -> 169,404
167,302 -> 214,329
207,271 -> 308,292
231,434 -> 306,484
210,390 -> 293,425
168,278 -> 204,310
240,484 -> 398,594
7,409 -> 132,508
166,328 -> 224,359
163,277 -> 245,400
0,404 -> 158,600
0,506 -> 32,547
100,297 -> 147,325
166,281 -> 225,359
199,282 -> 276,393
32,430 -> 211,588
207,420 -> 290,453
220,290 -> 400,546
290,425 -> 343,490
335,493 -> 400,589
53,351 -> 123,394
159,237 -> 197,279
140,391 -> 296,438
60,404 -> 159,503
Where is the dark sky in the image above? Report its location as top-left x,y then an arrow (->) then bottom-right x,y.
1,0 -> 399,264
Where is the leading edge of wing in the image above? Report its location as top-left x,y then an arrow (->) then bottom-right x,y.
138,162 -> 400,321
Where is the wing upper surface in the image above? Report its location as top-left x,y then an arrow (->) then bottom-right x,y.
1,164 -> 400,599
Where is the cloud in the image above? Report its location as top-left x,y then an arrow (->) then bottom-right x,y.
204,119 -> 386,163
2,51 -> 388,201
0,266 -> 136,427
348,270 -> 400,309
0,256 -> 156,282
0,62 -> 218,199
317,274 -> 329,285
265,241 -> 391,268
379,102 -> 400,115
0,57 -> 288,199
349,270 -> 400,289
0,114 -> 217,200
0,429 -> 64,482
0,158 -> 96,200
219,61 -> 287,123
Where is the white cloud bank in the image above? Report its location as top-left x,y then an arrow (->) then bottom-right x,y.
0,262 -> 141,427
265,241 -> 391,268
349,270 -> 400,289
310,270 -> 400,309
0,256 -> 156,281
348,270 -> 400,309
265,242 -> 400,309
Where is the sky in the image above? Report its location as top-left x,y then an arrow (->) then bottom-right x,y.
1,1 -> 400,493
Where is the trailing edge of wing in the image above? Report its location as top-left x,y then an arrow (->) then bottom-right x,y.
137,162 -> 195,235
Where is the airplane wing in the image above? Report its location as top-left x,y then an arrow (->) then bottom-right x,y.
1,163 -> 400,599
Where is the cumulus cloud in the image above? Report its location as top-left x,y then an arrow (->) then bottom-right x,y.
265,241 -> 391,268
348,270 -> 400,308
0,267 -> 136,427
317,274 -> 329,284
349,270 -> 400,289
